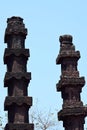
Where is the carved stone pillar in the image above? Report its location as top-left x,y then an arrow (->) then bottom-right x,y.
4,16 -> 34,130
56,35 -> 87,130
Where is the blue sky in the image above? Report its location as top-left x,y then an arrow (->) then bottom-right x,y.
0,0 -> 87,129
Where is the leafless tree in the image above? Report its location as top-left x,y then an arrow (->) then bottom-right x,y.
30,105 -> 58,130
0,112 -> 7,130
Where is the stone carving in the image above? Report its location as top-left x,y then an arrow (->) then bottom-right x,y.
56,35 -> 87,130
4,16 -> 34,130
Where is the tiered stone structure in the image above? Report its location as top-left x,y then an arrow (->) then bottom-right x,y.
56,35 -> 87,130
4,17 -> 34,130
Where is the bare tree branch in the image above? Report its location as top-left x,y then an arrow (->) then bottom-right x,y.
30,104 -> 58,130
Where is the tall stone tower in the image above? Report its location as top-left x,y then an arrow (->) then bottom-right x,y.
56,35 -> 87,130
4,17 -> 34,130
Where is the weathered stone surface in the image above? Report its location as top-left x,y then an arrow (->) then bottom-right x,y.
4,48 -> 30,64
58,107 -> 87,120
59,35 -> 73,44
56,35 -> 87,130
5,123 -> 34,130
4,72 -> 31,87
57,77 -> 85,91
56,51 -> 80,64
5,16 -> 27,43
4,96 -> 32,110
4,72 -> 31,80
4,16 -> 33,130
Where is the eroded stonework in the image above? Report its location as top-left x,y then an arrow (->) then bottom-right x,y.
56,35 -> 87,130
4,16 -> 34,130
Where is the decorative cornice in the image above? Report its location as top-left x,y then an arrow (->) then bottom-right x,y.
56,51 -> 80,64
58,107 -> 87,120
4,72 -> 31,87
63,101 -> 83,109
57,77 -> 85,91
5,123 -> 34,130
4,49 -> 30,64
5,72 -> 31,80
4,96 -> 32,110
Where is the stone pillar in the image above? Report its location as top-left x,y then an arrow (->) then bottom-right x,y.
56,35 -> 87,130
4,17 -> 34,130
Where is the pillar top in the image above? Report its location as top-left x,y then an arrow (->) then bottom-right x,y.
7,16 -> 23,23
59,34 -> 73,44
5,16 -> 27,43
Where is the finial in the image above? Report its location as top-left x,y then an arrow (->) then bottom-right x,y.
7,16 -> 23,23
59,35 -> 73,44
5,16 -> 27,43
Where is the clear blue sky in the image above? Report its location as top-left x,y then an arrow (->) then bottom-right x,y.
0,0 -> 87,129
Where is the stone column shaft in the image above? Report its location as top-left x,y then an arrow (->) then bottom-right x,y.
4,16 -> 34,130
56,35 -> 87,130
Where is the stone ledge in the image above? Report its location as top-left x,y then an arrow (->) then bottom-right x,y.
4,72 -> 31,87
4,96 -> 32,110
4,49 -> 30,64
5,123 -> 34,130
63,101 -> 83,109
58,106 -> 87,120
56,51 -> 80,64
57,77 -> 85,91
